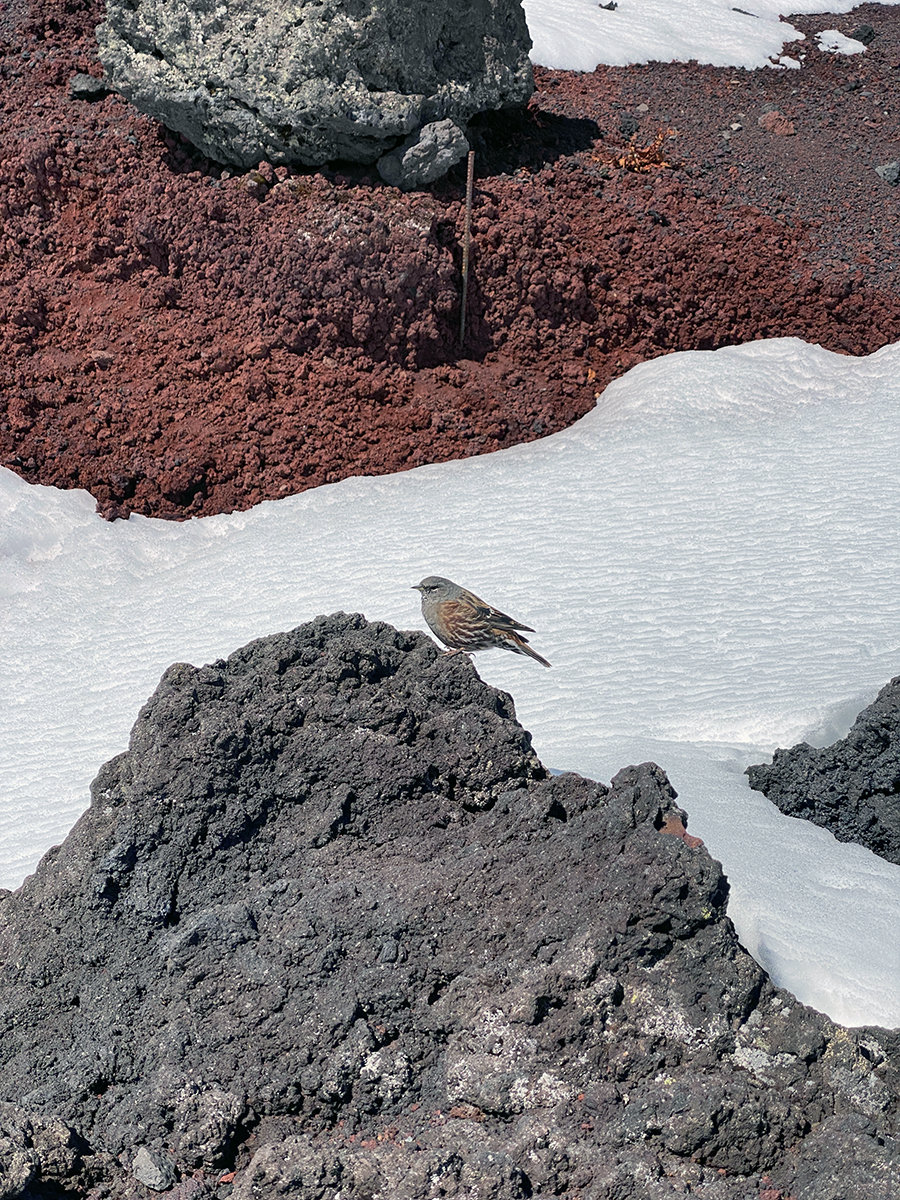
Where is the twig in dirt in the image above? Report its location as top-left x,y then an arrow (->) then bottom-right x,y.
459,150 -> 475,347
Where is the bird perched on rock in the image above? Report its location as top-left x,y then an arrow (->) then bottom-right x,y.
413,576 -> 551,667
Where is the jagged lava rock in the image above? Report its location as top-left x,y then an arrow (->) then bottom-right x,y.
0,615 -> 899,1198
747,675 -> 900,865
95,0 -> 533,171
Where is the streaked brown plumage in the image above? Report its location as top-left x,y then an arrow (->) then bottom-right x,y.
413,576 -> 551,668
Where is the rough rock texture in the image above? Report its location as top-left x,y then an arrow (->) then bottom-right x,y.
95,0 -> 533,170
1,614 -> 899,1199
747,676 -> 900,865
3,1 -> 900,519
377,119 -> 471,190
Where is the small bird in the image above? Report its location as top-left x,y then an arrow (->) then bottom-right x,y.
413,576 -> 551,667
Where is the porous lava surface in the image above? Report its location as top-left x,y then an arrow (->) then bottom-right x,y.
1,614 -> 898,1198
2,0 -> 900,519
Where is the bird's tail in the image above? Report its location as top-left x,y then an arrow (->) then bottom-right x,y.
509,631 -> 551,668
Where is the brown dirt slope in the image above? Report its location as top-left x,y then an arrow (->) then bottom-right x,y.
1,0 -> 899,519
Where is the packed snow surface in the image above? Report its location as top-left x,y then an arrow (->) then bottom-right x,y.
523,0 -> 899,70
815,27 -> 868,55
3,338 -> 900,1028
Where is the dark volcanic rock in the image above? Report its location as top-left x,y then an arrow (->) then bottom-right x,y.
96,0 -> 533,172
67,71 -> 111,101
0,615 -> 899,1199
850,23 -> 877,45
747,676 -> 900,865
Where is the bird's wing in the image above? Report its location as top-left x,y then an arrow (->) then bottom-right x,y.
436,596 -> 488,645
460,588 -> 535,633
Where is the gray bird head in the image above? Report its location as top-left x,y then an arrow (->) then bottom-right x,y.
412,576 -> 459,599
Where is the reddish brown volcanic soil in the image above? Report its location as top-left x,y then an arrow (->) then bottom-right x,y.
2,0 -> 900,519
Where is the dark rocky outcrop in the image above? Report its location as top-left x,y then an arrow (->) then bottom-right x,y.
95,0 -> 533,175
747,676 -> 900,865
1,615 -> 899,1199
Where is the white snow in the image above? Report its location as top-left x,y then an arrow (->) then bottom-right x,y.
3,338 -> 900,1029
523,0 -> 892,71
815,28 -> 868,55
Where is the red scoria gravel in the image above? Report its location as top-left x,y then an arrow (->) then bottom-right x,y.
2,0 -> 899,519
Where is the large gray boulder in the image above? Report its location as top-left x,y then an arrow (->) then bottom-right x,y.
95,0 -> 533,172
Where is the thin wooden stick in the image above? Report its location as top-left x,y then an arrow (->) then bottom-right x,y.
459,149 -> 475,347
